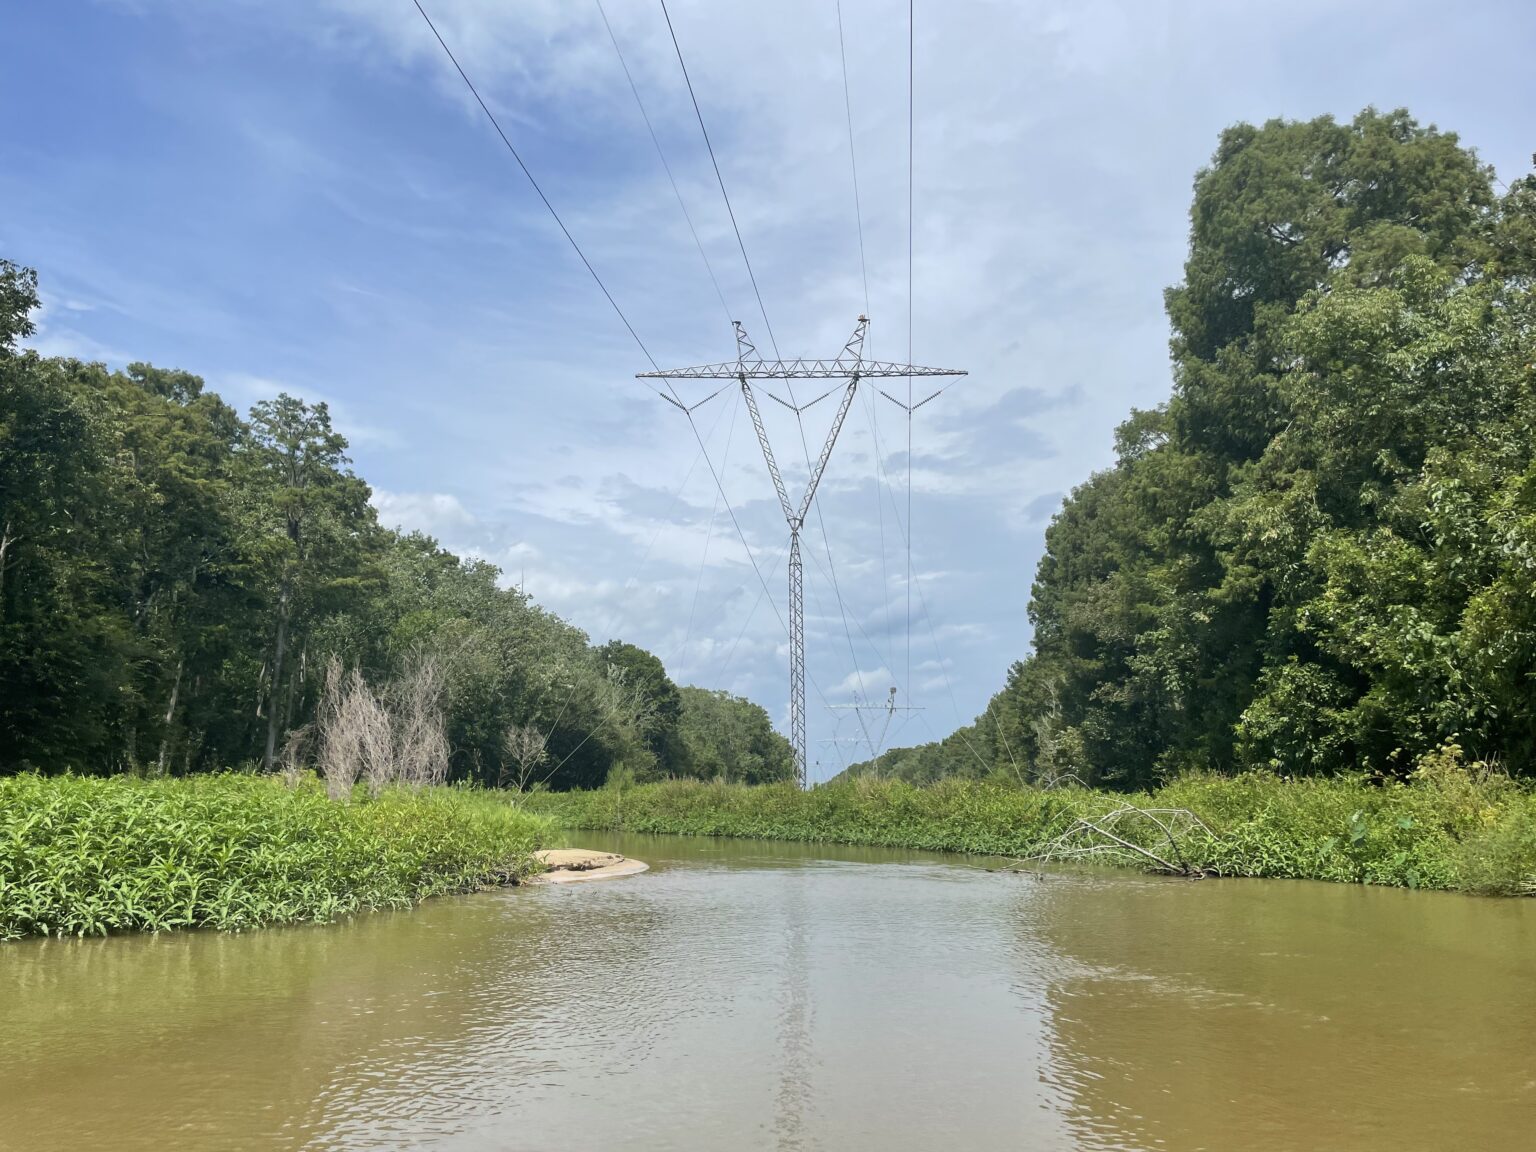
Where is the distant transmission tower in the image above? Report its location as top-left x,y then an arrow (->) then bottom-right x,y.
828,685 -> 922,766
640,316 -> 964,786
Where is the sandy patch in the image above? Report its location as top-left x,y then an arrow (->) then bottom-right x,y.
527,848 -> 650,884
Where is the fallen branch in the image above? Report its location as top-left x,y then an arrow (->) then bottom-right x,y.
1018,804 -> 1218,876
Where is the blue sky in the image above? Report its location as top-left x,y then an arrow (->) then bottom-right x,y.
6,0 -> 1535,781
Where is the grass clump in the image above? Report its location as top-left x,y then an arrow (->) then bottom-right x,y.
526,754 -> 1536,895
0,774 -> 552,940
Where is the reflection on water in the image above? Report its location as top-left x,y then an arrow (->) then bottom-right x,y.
1027,872 -> 1536,1151
1,834 -> 1532,1151
774,874 -> 812,1151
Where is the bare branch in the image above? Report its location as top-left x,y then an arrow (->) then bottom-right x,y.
1018,804 -> 1218,876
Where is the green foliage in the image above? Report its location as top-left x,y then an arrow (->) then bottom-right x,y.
529,760 -> 1536,895
0,262 -> 687,789
593,639 -> 685,779
0,774 -> 551,939
861,108 -> 1536,790
675,686 -> 794,784
532,775 -> 1089,855
0,260 -> 38,351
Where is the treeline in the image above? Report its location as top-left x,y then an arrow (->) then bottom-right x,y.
0,263 -> 792,787
854,108 -> 1536,789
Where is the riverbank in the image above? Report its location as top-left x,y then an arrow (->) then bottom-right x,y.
0,774 -> 552,939
524,765 -> 1536,895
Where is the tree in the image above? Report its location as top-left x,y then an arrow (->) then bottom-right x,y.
0,261 -> 38,352
0,258 -> 713,785
595,639 -> 685,777
869,110 -> 1536,788
241,396 -> 375,771
676,687 -> 794,784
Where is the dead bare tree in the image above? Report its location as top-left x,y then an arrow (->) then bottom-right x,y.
388,654 -> 449,790
278,723 -> 312,788
316,659 -> 360,800
501,722 -> 551,792
306,654 -> 452,799
356,679 -> 395,798
1022,805 -> 1219,876
314,659 -> 391,800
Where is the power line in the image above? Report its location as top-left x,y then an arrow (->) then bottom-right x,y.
411,0 -> 858,787
809,488 -> 870,716
595,0 -> 732,328
409,0 -> 663,374
538,382 -> 735,744
713,538 -> 790,683
682,404 -> 780,623
866,412 -> 993,778
905,0 -> 915,701
836,16 -> 891,693
657,0 -> 781,361
801,542 -> 900,695
835,0 -> 870,318
643,321 -> 963,785
861,388 -> 890,660
409,0 -> 729,761
676,386 -> 741,663
541,394 -> 837,784
417,0 -> 956,784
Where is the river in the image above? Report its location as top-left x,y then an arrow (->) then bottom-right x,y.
2,833 -> 1533,1150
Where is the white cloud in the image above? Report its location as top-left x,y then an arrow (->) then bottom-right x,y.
372,489 -> 477,536
828,667 -> 896,701
24,292 -> 130,363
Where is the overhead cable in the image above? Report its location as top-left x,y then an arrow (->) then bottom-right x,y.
410,0 -> 662,373
657,0 -> 781,360
595,0 -> 733,327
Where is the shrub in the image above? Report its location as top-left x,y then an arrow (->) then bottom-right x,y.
0,774 -> 550,939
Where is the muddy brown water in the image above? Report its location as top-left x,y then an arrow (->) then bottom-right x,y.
2,833 -> 1534,1150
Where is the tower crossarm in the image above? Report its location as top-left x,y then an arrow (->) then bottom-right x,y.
639,358 -> 964,380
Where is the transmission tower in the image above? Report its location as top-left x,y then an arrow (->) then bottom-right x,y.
828,685 -> 923,765
640,315 -> 965,786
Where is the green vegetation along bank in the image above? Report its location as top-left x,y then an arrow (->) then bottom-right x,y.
0,259 -> 790,790
527,753 -> 1536,895
856,108 -> 1536,790
0,774 -> 551,940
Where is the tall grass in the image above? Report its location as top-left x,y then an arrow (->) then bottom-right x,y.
0,774 -> 551,940
525,763 -> 1536,895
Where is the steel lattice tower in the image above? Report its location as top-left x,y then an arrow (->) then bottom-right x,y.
640,316 -> 965,786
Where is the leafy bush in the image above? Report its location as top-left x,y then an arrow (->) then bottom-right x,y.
0,774 -> 551,939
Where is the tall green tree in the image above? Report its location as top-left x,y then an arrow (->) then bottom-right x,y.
861,109 -> 1536,789
241,396 -> 376,771
1,261 -> 722,786
676,687 -> 794,784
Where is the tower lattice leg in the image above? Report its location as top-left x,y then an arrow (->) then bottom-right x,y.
788,528 -> 806,787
